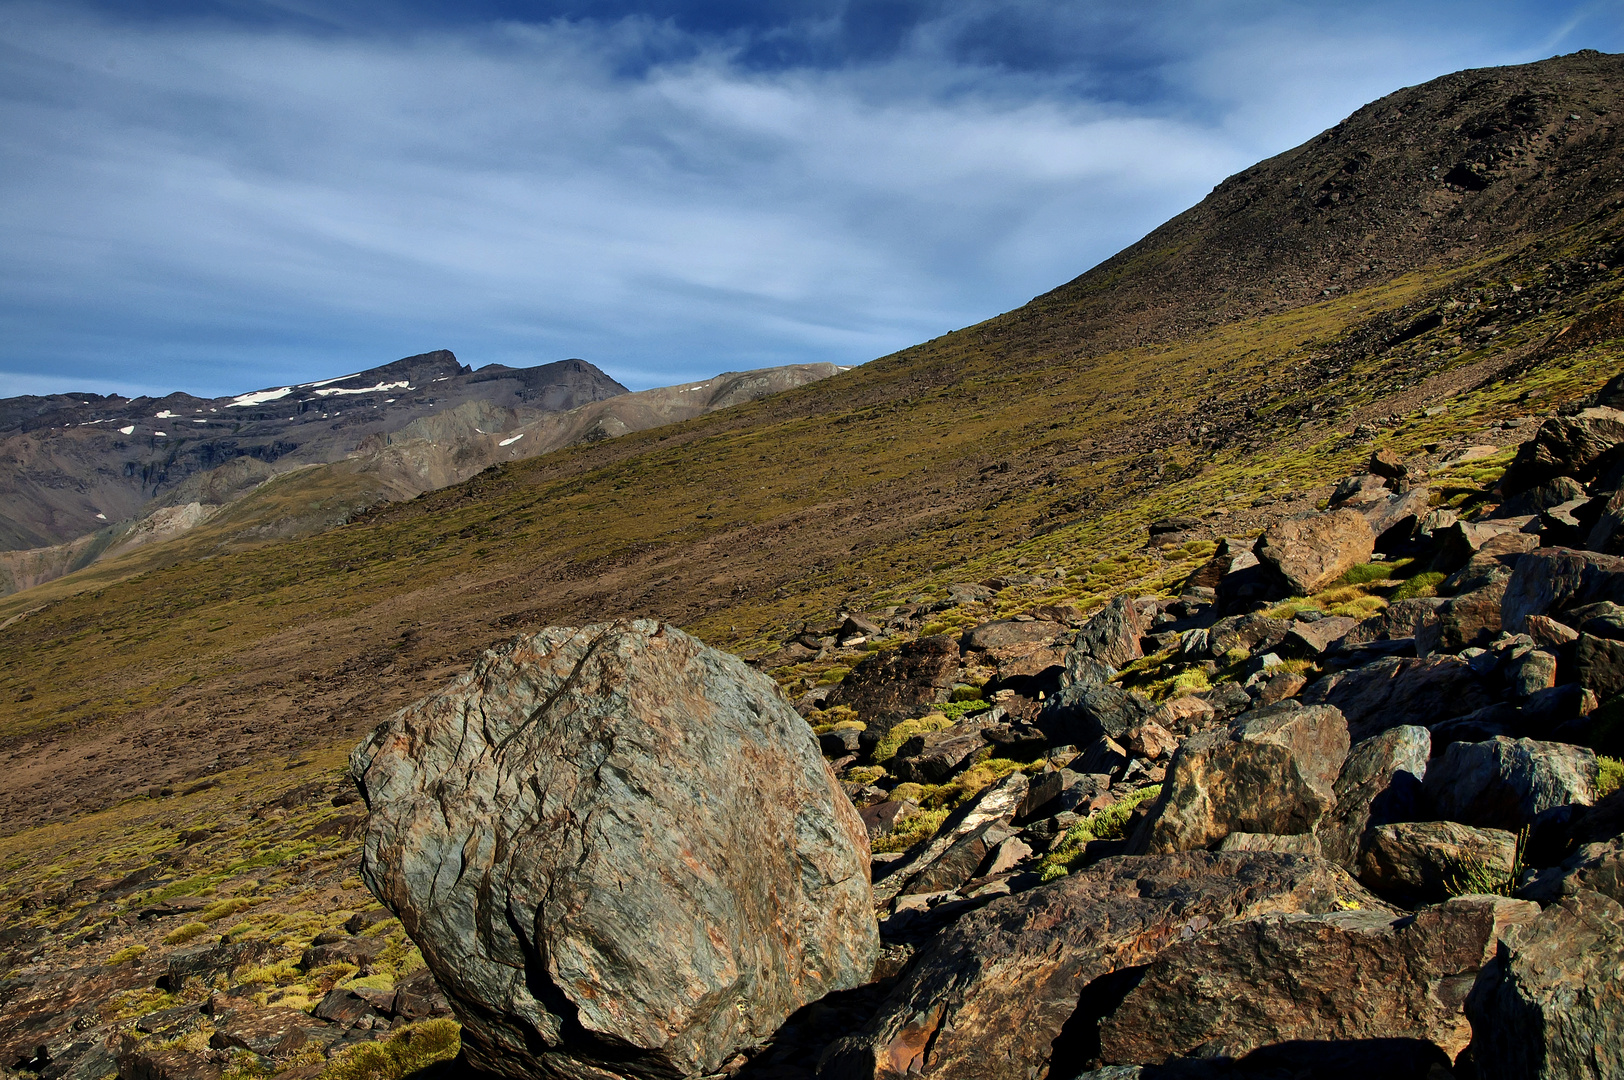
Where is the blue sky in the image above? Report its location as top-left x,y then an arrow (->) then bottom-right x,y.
0,2 -> 1620,397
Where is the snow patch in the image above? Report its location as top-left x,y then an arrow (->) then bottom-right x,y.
192,419 -> 207,424
95,513 -> 106,520
155,409 -> 178,418
679,382 -> 711,393
302,372 -> 362,388
154,431 -> 167,436
226,387 -> 294,407
498,433 -> 524,447
118,425 -> 135,434
313,380 -> 411,397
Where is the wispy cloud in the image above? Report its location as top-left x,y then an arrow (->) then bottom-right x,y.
0,1 -> 1617,396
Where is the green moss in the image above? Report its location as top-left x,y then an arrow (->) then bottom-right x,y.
1391,571 -> 1446,601
107,944 -> 148,965
1038,785 -> 1162,879
1598,756 -> 1624,799
164,922 -> 211,945
318,1019 -> 461,1080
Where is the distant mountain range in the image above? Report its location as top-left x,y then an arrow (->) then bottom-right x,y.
0,351 -> 842,594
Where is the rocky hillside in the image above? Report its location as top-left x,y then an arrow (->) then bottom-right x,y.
4,46 -> 1624,1080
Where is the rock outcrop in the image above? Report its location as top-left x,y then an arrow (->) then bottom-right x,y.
352,620 -> 878,1080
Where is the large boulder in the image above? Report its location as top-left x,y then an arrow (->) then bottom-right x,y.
1127,704 -> 1350,855
1098,895 -> 1538,1068
1067,596 -> 1145,672
1417,582 -> 1508,656
1318,725 -> 1430,868
1037,683 -> 1152,748
1301,656 -> 1495,741
351,620 -> 878,1080
818,852 -> 1372,1080
1501,547 -> 1624,633
1359,820 -> 1520,903
960,619 -> 1066,653
1425,736 -> 1598,831
824,634 -> 960,728
1465,889 -> 1624,1079
1255,509 -> 1376,595
1498,408 -> 1624,496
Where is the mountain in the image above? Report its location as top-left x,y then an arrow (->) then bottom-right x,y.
4,48 -> 1624,1080
0,350 -> 628,552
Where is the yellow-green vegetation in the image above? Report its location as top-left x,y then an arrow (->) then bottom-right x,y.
870,714 -> 958,763
318,1019 -> 461,1080
1598,756 -> 1624,799
872,808 -> 951,854
162,922 -> 211,945
1038,785 -> 1163,881
1443,827 -> 1529,899
1391,571 -> 1446,601
106,944 -> 148,964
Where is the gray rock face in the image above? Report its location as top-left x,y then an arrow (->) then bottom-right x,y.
1466,890 -> 1624,1080
1128,705 -> 1350,855
1099,895 -> 1537,1067
1067,596 -> 1145,672
351,620 -> 878,1080
1502,547 -> 1624,633
1425,736 -> 1598,831
824,634 -> 960,729
1319,725 -> 1430,868
819,853 -> 1372,1080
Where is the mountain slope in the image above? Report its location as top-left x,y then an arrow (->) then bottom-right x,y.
2,50 -> 1624,836
0,351 -> 628,552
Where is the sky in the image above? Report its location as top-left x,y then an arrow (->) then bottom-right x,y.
0,2 -> 1620,398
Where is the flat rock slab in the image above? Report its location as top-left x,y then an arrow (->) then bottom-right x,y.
1099,895 -> 1538,1066
1425,736 -> 1597,831
818,852 -> 1372,1080
352,619 -> 878,1080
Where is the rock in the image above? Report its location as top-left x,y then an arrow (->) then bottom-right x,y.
207,1001 -> 327,1058
1425,736 -> 1598,830
1076,735 -> 1130,778
873,771 -> 1028,905
1127,705 -> 1350,855
312,986 -> 394,1026
1098,895 -> 1537,1067
948,583 -> 995,604
1518,832 -> 1624,907
1332,473 -> 1391,505
1502,547 -> 1624,633
1016,769 -> 1111,823
1146,695 -> 1216,735
1499,408 -> 1624,495
1441,532 -> 1537,595
981,835 -> 1032,877
1067,596 -> 1145,671
1195,683 -> 1252,719
860,800 -> 918,839
117,1050 -> 222,1080
1338,597 -> 1445,649
890,723 -> 992,784
1038,683 -> 1152,748
818,852 -> 1373,1080
825,635 -> 961,728
1526,614 -> 1580,650
1584,486 -> 1624,553
1121,721 -> 1177,761
300,935 -> 385,972
1360,821 -> 1520,902
159,940 -> 274,993
1418,581 -> 1508,656
1369,448 -> 1407,479
1200,613 -> 1291,660
1215,832 -> 1322,856
1364,487 -> 1433,551
960,620 -> 1065,652
819,728 -> 863,756
1301,655 -> 1494,741
1282,615 -> 1357,657
1319,725 -> 1430,868
1577,632 -> 1624,700
1497,475 -> 1587,519
1255,509 -> 1376,595
900,823 -> 1016,897
352,620 -> 878,1080
1465,889 -> 1624,1079
1254,670 -> 1307,706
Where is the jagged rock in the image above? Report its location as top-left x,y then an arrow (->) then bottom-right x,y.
1526,614 -> 1580,649
1360,820 -> 1519,902
1067,596 -> 1145,671
1364,487 -> 1432,550
1577,632 -> 1624,699
900,823 -> 1018,897
1076,735 -> 1130,778
817,852 -> 1373,1080
312,986 -> 394,1026
1369,448 -> 1407,480
1195,683 -> 1253,719
1121,721 -> 1177,761
1502,547 -> 1624,633
873,771 -> 1028,905
1332,473 -> 1391,505
391,967 -> 454,1022
1255,670 -> 1307,705
1425,736 -> 1598,830
1319,725 -> 1430,868
1282,615 -> 1357,657
1584,486 -> 1624,553
1198,612 -> 1291,660
159,940 -> 274,992
960,620 -> 1065,652
1098,895 -> 1536,1067
1301,655 -> 1494,741
1518,833 -> 1624,906
819,728 -> 863,756
825,634 -> 961,728
1255,509 -> 1375,595
117,1050 -> 222,1080
860,800 -> 918,839
1127,704 -> 1349,855
1465,890 -> 1624,1080
1016,768 -> 1112,823
1441,531 -> 1537,594
1499,407 -> 1624,495
352,620 -> 878,1080
890,722 -> 994,784
300,935 -> 385,972
1146,695 -> 1216,735
1497,475 -> 1588,519
1505,647 -> 1560,698
1215,832 -> 1322,855
1417,581 -> 1508,656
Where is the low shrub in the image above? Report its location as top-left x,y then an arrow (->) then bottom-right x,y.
1038,785 -> 1162,881
319,1019 -> 461,1080
164,922 -> 211,945
1598,756 -> 1624,799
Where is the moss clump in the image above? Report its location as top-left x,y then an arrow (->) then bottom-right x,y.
1038,785 -> 1162,881
107,944 -> 148,965
871,808 -> 950,854
870,713 -> 957,763
164,922 -> 211,945
1598,756 -> 1624,799
1390,571 -> 1446,601
319,1019 -> 461,1080
1334,560 -> 1412,587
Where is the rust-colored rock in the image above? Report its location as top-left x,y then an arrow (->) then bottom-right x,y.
1255,509 -> 1376,595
